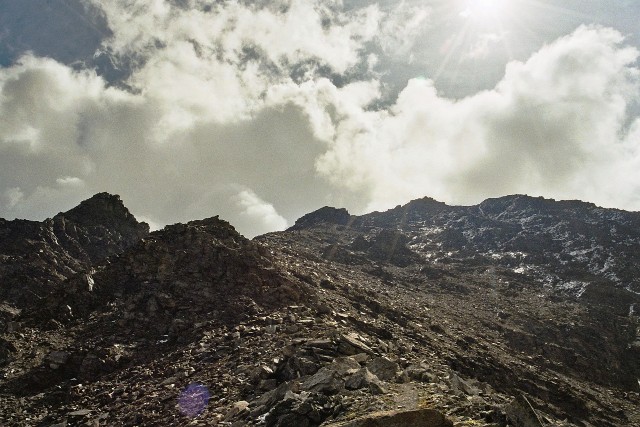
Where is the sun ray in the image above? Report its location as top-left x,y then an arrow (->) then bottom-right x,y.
461,0 -> 510,23
417,0 -> 599,98
517,0 -> 594,21
433,24 -> 471,84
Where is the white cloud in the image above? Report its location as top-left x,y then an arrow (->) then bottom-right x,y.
84,0 -> 383,135
317,25 -> 640,212
234,189 -> 288,235
377,2 -> 431,57
94,0 -> 380,74
2,0 -> 640,240
0,0 -> 385,234
4,188 -> 24,209
56,176 -> 85,187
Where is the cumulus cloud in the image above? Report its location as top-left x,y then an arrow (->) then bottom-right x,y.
376,1 -> 431,57
0,52 -> 340,233
94,0 -> 380,76
317,25 -> 640,212
234,189 -> 288,235
0,54 -> 141,218
3,188 -> 24,210
1,0 -> 640,239
0,0 -> 384,235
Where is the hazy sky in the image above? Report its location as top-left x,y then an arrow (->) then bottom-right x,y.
1,0 -> 640,236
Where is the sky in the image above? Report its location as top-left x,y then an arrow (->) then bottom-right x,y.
1,0 -> 640,237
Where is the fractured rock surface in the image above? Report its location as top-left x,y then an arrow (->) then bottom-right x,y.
0,193 -> 149,310
0,193 -> 639,426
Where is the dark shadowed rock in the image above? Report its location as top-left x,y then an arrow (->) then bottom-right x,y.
288,206 -> 351,230
2,193 -> 640,426
368,357 -> 400,382
345,367 -> 386,394
41,215 -> 305,330
302,366 -> 345,395
0,193 -> 148,309
505,395 -> 545,427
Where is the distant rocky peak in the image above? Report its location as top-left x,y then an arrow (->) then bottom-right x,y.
400,196 -> 450,216
478,194 -> 544,211
56,192 -> 148,233
477,194 -> 608,223
161,215 -> 245,242
288,206 -> 351,230
0,193 -> 151,308
405,196 -> 448,209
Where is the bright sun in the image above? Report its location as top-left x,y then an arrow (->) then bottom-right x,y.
460,0 -> 510,23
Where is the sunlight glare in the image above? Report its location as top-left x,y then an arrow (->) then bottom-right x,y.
461,0 -> 510,23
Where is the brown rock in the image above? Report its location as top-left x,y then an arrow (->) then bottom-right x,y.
505,395 -> 544,427
302,367 -> 344,394
338,333 -> 374,355
331,356 -> 361,375
324,408 -> 453,427
345,367 -> 386,394
367,356 -> 399,382
224,400 -> 249,421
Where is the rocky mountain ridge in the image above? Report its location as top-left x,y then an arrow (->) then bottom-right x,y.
0,193 -> 149,310
296,194 -> 640,293
1,193 -> 639,426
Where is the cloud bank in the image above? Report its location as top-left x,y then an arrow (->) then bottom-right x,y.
1,0 -> 640,237
318,25 -> 640,211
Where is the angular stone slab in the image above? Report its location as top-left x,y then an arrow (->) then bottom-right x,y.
324,408 -> 453,427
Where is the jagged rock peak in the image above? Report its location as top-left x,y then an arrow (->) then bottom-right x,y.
479,194 -> 597,212
160,215 -> 247,242
0,193 -> 150,309
355,197 -> 450,228
47,212 -> 303,326
475,194 -> 627,223
405,196 -> 449,208
56,192 -> 149,233
399,196 -> 450,215
288,206 -> 351,230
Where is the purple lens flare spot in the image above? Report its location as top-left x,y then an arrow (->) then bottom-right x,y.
178,383 -> 210,417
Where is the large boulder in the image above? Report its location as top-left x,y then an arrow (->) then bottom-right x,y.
302,367 -> 344,395
324,408 -> 453,427
367,356 -> 400,382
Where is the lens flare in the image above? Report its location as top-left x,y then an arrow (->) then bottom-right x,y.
178,383 -> 210,418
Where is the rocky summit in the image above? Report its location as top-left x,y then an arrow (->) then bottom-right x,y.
1,194 -> 639,426
0,193 -> 149,309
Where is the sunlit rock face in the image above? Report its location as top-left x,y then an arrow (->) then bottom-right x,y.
275,194 -> 640,397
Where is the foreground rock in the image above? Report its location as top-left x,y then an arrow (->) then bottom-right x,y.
36,214 -> 305,329
1,193 -> 639,426
325,408 -> 453,427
